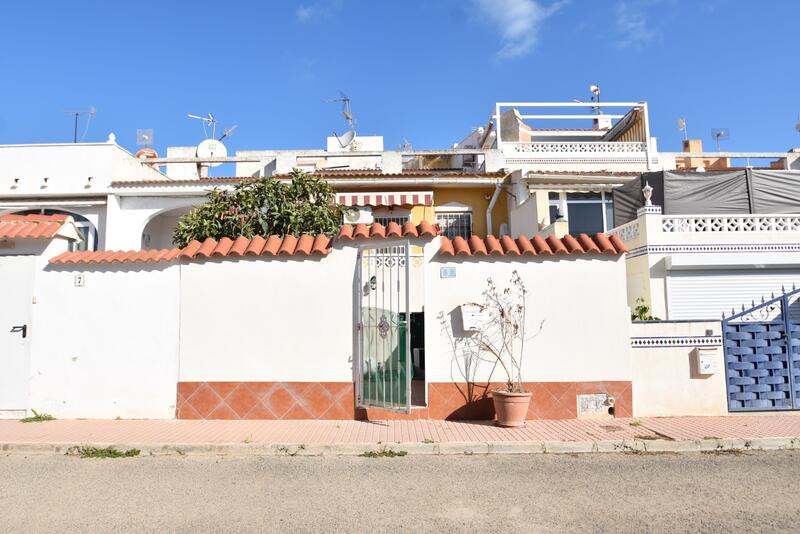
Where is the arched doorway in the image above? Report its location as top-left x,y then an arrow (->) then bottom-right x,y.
11,208 -> 98,251
141,206 -> 193,250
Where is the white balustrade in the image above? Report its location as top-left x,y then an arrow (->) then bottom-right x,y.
607,220 -> 640,242
503,141 -> 648,163
661,215 -> 800,233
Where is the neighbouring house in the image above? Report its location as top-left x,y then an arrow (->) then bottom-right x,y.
608,170 -> 800,321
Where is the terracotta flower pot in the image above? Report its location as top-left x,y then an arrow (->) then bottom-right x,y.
491,390 -> 532,427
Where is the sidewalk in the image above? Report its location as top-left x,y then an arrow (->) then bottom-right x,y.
2,416 -> 800,456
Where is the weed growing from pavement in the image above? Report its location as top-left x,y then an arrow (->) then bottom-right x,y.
67,446 -> 141,458
703,436 -> 721,440
422,438 -> 435,444
360,449 -> 408,458
629,420 -> 641,427
19,410 -> 55,423
276,445 -> 306,456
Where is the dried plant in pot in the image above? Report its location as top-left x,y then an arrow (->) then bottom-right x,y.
440,271 -> 539,427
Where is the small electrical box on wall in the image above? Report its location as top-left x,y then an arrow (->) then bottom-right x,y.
692,347 -> 719,375
459,304 -> 486,333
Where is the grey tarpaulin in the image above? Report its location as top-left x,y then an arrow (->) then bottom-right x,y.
663,170 -> 750,214
612,173 -> 663,227
750,170 -> 800,214
613,170 -> 800,226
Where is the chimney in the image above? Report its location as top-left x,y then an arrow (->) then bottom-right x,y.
682,139 -> 703,153
676,138 -> 729,170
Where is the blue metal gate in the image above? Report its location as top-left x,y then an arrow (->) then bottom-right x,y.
722,286 -> 800,412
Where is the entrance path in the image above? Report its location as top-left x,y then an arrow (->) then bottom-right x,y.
3,415 -> 800,455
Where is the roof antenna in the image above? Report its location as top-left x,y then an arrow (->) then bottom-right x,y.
677,118 -> 688,141
710,127 -> 730,151
324,91 -> 357,148
188,112 -> 218,139
218,125 -> 237,141
66,107 -> 96,143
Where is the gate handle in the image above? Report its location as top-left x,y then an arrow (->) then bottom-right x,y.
10,325 -> 27,339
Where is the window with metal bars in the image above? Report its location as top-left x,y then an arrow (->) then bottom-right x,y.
373,215 -> 411,227
436,212 -> 472,239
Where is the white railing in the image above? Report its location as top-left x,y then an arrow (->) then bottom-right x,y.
607,220 -> 640,242
503,141 -> 648,163
661,214 -> 800,233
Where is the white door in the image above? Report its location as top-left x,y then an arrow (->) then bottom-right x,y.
667,268 -> 800,320
0,256 -> 35,414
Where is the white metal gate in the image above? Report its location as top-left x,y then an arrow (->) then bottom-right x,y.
0,256 -> 35,416
356,243 -> 411,413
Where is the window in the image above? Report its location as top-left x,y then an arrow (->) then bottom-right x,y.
436,212 -> 472,239
373,215 -> 411,227
547,192 -> 614,234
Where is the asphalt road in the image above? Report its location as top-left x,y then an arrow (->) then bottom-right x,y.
1,450 -> 799,533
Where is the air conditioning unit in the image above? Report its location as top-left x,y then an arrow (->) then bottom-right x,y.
343,206 -> 373,225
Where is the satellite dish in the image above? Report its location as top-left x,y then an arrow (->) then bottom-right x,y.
336,129 -> 356,148
196,138 -> 227,167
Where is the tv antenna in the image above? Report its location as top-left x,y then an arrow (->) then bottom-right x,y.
589,84 -> 601,114
188,112 -> 218,139
795,114 -> 800,134
325,91 -> 357,148
136,128 -> 154,147
711,127 -> 730,151
218,125 -> 237,141
325,91 -> 355,127
677,118 -> 688,140
398,138 -> 413,150
65,107 -> 96,143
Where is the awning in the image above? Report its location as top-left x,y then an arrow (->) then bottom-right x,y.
337,192 -> 433,207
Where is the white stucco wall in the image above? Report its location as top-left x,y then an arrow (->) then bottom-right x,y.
14,235 -> 637,418
178,247 -> 359,382
28,263 -> 180,419
630,321 -> 727,417
424,242 -> 632,384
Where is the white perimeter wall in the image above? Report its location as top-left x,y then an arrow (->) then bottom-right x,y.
28,264 -> 180,419
18,237 -> 636,418
178,246 -> 360,382
631,321 -> 727,417
425,242 -> 632,384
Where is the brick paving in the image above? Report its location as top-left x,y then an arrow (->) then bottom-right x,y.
2,415 -> 800,446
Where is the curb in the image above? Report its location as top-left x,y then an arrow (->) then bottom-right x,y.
3,437 -> 800,457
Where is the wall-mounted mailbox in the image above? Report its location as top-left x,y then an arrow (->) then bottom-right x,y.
692,347 -> 719,375
459,304 -> 486,333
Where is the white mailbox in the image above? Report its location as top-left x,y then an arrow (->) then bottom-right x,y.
692,347 -> 720,375
460,304 -> 486,333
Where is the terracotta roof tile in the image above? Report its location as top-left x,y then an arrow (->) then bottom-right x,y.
50,221 -> 440,266
336,221 -> 439,241
439,233 -> 627,258
262,235 -> 283,255
0,214 -> 70,240
279,235 -> 298,255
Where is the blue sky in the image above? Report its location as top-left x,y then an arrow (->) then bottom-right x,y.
1,0 -> 799,156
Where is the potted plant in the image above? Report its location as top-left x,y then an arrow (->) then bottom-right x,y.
468,271 -> 533,427
438,270 -> 540,426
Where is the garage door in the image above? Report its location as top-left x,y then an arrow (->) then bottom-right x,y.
667,269 -> 800,320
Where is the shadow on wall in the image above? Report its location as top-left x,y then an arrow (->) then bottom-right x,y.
435,308 -> 503,419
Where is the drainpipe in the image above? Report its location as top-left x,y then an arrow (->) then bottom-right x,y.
486,173 -> 511,236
